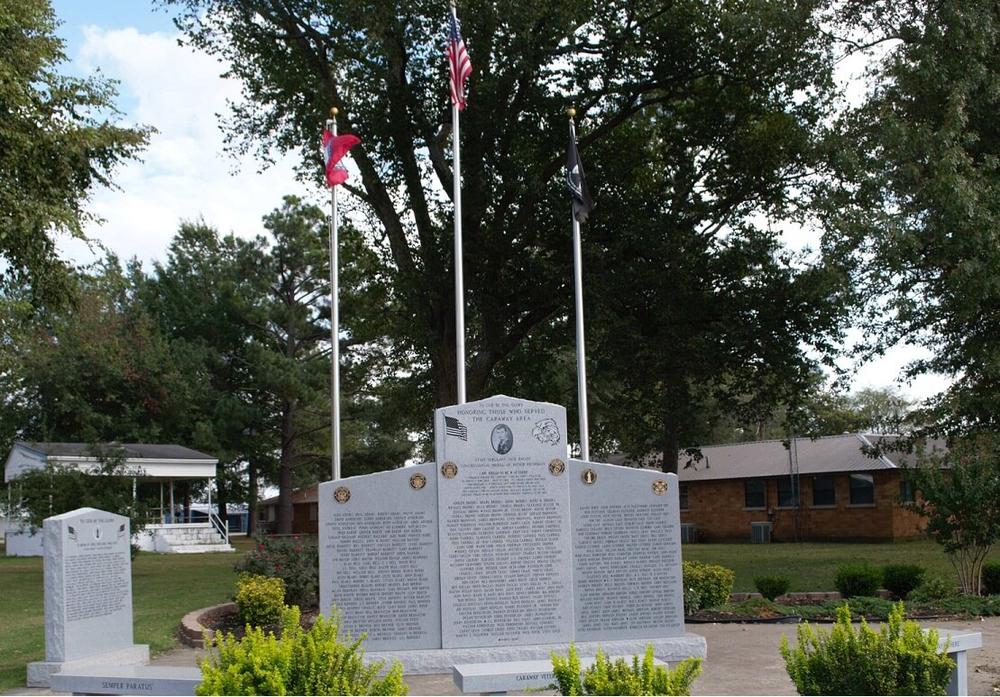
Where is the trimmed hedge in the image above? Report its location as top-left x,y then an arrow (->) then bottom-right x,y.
753,575 -> 791,601
834,563 -> 882,598
683,561 -> 735,613
883,564 -> 925,600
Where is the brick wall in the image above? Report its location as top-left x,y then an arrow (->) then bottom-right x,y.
679,469 -> 925,542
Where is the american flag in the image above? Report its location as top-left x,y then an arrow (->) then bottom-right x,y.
445,415 -> 468,441
447,9 -> 472,110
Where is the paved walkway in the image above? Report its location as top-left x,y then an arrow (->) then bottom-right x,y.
6,618 -> 998,696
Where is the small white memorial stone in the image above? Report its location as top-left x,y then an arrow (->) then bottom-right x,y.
27,508 -> 149,687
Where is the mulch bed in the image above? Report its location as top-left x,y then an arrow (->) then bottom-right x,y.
199,604 -> 320,640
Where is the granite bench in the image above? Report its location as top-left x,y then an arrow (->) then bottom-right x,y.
935,629 -> 982,697
50,665 -> 201,696
452,655 -> 667,694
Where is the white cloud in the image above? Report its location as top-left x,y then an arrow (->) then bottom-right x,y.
58,25 -> 317,268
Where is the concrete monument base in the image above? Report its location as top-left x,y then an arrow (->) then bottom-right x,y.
27,644 -> 150,688
365,633 -> 707,674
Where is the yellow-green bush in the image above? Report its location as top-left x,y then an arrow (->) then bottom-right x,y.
682,561 -> 735,612
197,606 -> 407,696
551,643 -> 702,696
780,602 -> 954,695
234,574 -> 286,627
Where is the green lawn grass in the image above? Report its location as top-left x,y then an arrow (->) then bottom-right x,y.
682,538 -> 1000,592
0,538 -> 252,693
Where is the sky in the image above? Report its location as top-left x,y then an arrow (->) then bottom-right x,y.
49,1 -> 950,405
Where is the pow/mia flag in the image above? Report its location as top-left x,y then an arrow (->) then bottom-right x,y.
565,134 -> 595,223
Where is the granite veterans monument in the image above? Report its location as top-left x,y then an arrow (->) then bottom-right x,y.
319,395 -> 704,672
27,508 -> 150,687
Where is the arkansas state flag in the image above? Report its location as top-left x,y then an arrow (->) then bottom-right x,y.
321,130 -> 361,187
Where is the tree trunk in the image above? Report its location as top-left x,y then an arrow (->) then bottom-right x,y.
277,402 -> 295,534
247,458 -> 258,536
216,464 -> 228,522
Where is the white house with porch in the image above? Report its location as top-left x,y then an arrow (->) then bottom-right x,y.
3,442 -> 233,555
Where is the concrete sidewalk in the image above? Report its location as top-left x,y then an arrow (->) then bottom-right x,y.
6,617 -> 998,696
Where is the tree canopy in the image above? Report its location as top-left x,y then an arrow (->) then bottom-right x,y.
161,0 -> 854,469
822,0 -> 1000,437
0,0 -> 149,306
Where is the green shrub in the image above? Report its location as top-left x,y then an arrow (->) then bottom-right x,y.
780,602 -> 955,695
753,575 -> 791,601
908,576 -> 958,602
197,606 -> 407,696
682,561 -> 735,612
834,562 -> 882,597
235,534 -> 319,609
983,561 -> 1000,595
234,574 -> 286,627
551,643 -> 702,696
883,564 -> 925,600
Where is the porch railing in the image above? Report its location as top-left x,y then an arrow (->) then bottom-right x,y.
209,510 -> 229,545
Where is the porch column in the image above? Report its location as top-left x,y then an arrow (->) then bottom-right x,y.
159,482 -> 164,524
169,479 -> 175,524
207,478 -> 212,511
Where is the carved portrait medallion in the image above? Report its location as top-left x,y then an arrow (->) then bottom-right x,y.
441,461 -> 458,479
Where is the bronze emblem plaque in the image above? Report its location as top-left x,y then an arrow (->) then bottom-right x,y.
333,486 -> 351,504
441,461 -> 458,479
409,472 -> 427,490
652,479 -> 668,496
581,468 -> 597,485
548,458 -> 565,476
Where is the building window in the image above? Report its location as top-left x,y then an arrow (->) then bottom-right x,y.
899,479 -> 915,504
812,475 -> 836,506
679,484 -> 689,510
850,473 -> 875,505
745,480 -> 766,509
309,503 -> 318,521
777,478 -> 799,507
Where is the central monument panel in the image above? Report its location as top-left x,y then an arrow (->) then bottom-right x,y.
434,395 -> 574,648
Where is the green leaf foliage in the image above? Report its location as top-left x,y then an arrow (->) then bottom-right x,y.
780,602 -> 955,696
753,575 -> 792,601
882,564 -> 925,600
682,561 -> 735,613
234,574 -> 286,628
904,434 -> 1000,594
820,1 -> 1000,434
833,563 -> 882,598
160,0 -> 851,457
551,644 -> 701,696
0,0 -> 149,306
197,606 -> 408,696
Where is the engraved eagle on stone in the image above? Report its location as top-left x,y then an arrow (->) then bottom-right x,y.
532,418 -> 560,445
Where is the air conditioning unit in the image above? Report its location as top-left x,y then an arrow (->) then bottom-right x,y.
680,523 -> 697,544
751,521 -> 773,544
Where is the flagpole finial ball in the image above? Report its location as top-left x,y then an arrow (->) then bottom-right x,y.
330,107 -> 339,117
567,107 -> 576,119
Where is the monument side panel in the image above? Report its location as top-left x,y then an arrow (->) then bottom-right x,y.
569,462 -> 685,641
436,395 -> 574,649
319,462 -> 441,651
46,508 -> 136,662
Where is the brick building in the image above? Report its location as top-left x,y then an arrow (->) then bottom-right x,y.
618,433 -> 944,543
259,485 -> 319,535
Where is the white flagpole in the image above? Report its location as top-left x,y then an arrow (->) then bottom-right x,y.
569,109 -> 590,461
328,107 -> 342,481
451,4 -> 467,406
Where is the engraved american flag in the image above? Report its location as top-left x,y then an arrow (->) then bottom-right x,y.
444,415 -> 468,441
